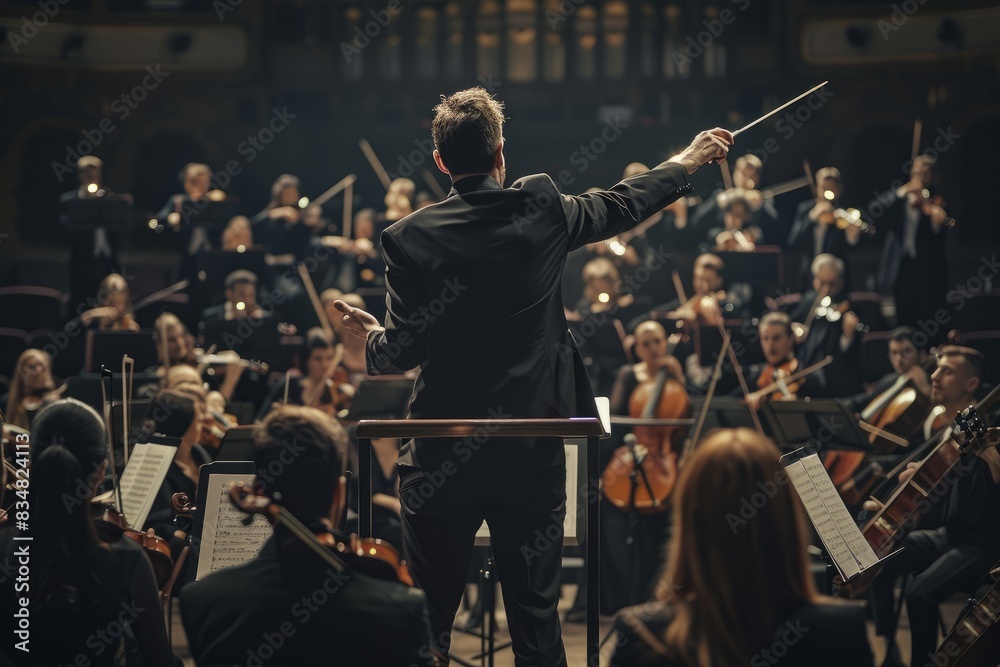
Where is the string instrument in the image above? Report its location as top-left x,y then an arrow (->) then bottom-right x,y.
744,356 -> 833,408
713,227 -> 758,252
835,387 -> 1000,598
303,344 -> 353,418
931,561 -> 1000,667
228,482 -> 413,586
910,188 -> 956,228
602,333 -> 690,514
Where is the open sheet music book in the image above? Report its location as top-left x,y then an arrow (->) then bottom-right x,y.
119,436 -> 177,531
193,462 -> 273,581
783,451 -> 880,582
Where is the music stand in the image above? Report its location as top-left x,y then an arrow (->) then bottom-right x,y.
761,398 -> 870,453
342,378 -> 414,422
194,249 -> 271,304
214,425 -> 256,462
85,330 -> 159,373
688,396 -> 762,433
199,317 -> 280,358
61,195 -> 133,231
176,199 -> 241,231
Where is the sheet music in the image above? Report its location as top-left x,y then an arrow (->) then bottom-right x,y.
195,473 -> 272,581
119,442 -> 175,531
786,453 -> 878,580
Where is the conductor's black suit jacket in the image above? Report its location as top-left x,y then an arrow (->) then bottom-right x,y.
365,163 -> 692,468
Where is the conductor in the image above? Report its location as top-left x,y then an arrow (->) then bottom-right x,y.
335,87 -> 732,666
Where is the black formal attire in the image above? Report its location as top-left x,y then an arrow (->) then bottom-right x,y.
787,198 -> 859,291
0,526 -> 170,667
877,191 -> 949,332
743,358 -> 827,400
690,187 -> 783,248
180,531 -> 435,666
607,600 -> 874,666
790,290 -> 862,396
872,453 -> 1000,666
60,187 -> 120,305
364,164 -> 693,665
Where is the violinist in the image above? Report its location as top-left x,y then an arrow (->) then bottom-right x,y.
79,272 -> 141,332
742,311 -> 826,411
155,163 -> 222,278
253,173 -> 315,262
325,208 -> 386,292
575,257 -> 650,324
691,154 -> 782,244
3,349 -> 65,430
257,327 -> 342,419
871,346 -> 1000,667
59,156 -> 121,304
787,167 -> 861,290
329,292 -> 372,387
706,189 -> 764,252
0,399 -> 172,667
220,215 -> 256,252
877,154 -> 952,330
199,269 -> 265,324
623,161 -> 688,253
179,405 -> 435,666
790,253 -> 862,396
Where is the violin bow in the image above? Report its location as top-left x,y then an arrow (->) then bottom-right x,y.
229,482 -> 348,574
121,355 -> 134,467
911,118 -> 923,161
297,261 -> 334,338
99,367 -> 124,515
359,138 -> 392,192
719,159 -> 734,190
683,332 -> 731,466
714,320 -> 765,434
803,159 -> 817,198
304,343 -> 345,409
116,278 -> 190,325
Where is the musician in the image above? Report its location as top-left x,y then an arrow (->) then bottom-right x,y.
691,154 -> 782,244
0,399 -> 172,667
179,405 -> 435,666
330,292 -> 371,386
877,155 -> 951,331
79,272 -> 141,332
253,173 -> 314,261
848,326 -> 931,413
790,253 -> 862,396
256,327 -> 340,419
140,387 -> 213,543
146,313 -> 243,403
600,320 -> 685,612
333,86 -> 730,664
787,167 -> 861,290
59,156 -> 121,304
220,215 -> 255,252
623,161 -> 688,253
706,189 -> 765,252
328,208 -> 385,292
199,269 -> 264,323
3,348 -> 64,429
575,257 -> 650,324
871,346 -> 1000,667
156,163 -> 221,277
607,428 -> 873,666
743,311 -> 825,411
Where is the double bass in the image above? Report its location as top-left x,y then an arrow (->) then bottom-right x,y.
602,334 -> 690,513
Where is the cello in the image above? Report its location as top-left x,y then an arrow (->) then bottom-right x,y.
602,332 -> 690,513
835,386 -> 1000,598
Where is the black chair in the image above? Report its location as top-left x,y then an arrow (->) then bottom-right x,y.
0,286 -> 67,331
0,328 -> 29,378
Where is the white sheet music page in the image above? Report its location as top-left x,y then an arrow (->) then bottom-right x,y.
195,474 -> 273,581
786,454 -> 863,580
802,454 -> 879,570
119,442 -> 175,531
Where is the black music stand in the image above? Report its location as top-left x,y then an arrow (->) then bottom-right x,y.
84,330 -> 159,373
342,378 -> 414,421
688,396 -> 762,433
355,419 -> 606,667
214,425 -> 256,462
761,398 -> 870,453
175,199 -> 241,231
61,195 -> 133,231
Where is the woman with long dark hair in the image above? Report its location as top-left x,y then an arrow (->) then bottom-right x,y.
0,399 -> 171,666
607,428 -> 873,666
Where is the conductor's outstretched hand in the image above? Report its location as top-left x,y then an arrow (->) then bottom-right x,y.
332,300 -> 382,340
669,128 -> 735,175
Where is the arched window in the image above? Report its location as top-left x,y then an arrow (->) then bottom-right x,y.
415,6 -> 439,78
340,6 -> 364,80
542,0 -> 566,80
602,0 -> 627,79
445,2 -> 464,79
476,0 -> 501,78
574,5 -> 597,80
506,0 -> 537,81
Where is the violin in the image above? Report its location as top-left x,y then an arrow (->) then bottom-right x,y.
743,356 -> 833,410
228,482 -> 413,586
602,333 -> 690,514
93,502 -> 174,589
931,560 -> 1000,666
835,390 -> 1000,598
